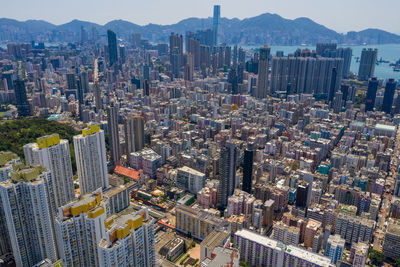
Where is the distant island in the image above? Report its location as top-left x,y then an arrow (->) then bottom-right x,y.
1,13 -> 400,45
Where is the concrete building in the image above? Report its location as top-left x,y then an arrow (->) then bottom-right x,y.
124,114 -> 145,163
358,48 -> 377,81
55,190 -> 107,267
98,206 -> 155,267
255,45 -> 270,98
107,101 -> 120,166
200,230 -> 230,261
175,205 -> 228,240
383,218 -> 400,259
325,234 -> 345,264
0,166 -> 57,266
177,166 -> 205,194
74,124 -> 108,195
234,229 -> 331,267
130,149 -> 162,178
218,140 -> 238,209
24,134 -> 75,208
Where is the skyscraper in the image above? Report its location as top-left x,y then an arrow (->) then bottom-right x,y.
0,165 -> 57,266
213,5 -> 220,46
74,124 -> 108,195
24,134 -> 75,208
382,78 -> 397,114
296,181 -> 309,209
218,140 -> 238,209
94,82 -> 102,111
55,191 -> 107,267
98,207 -> 155,267
255,45 -> 270,98
107,29 -> 118,66
107,102 -> 120,166
242,149 -> 253,194
14,79 -> 30,117
66,73 -> 76,89
124,114 -> 145,164
365,76 -> 379,112
358,48 -> 377,81
316,43 -> 337,56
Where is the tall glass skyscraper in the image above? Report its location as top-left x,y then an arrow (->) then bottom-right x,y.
213,5 -> 220,46
107,29 -> 118,66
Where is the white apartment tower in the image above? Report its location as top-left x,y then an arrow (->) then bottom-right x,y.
23,134 -> 75,208
73,124 -> 108,195
0,165 -> 57,266
55,190 -> 106,267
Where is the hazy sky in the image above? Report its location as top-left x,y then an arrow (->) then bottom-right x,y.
2,0 -> 399,34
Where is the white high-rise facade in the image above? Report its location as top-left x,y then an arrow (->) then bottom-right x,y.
0,166 -> 57,267
55,190 -> 106,267
23,134 -> 75,208
99,207 -> 155,267
73,124 -> 108,195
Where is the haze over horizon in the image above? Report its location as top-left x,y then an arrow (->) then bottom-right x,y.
1,0 -> 400,34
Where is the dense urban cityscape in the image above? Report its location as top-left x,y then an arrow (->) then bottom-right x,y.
0,3 -> 400,267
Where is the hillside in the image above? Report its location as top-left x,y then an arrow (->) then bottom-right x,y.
1,13 -> 400,45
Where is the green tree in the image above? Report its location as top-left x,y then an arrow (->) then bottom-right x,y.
369,249 -> 384,266
394,258 -> 400,267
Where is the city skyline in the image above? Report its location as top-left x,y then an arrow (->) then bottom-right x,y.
1,0 -> 400,34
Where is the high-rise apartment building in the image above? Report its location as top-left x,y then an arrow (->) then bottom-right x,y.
255,45 -> 270,98
270,56 -> 343,96
107,30 -> 118,66
365,76 -> 379,112
74,124 -> 108,195
0,166 -> 57,266
124,114 -> 145,164
358,48 -> 377,81
218,140 -> 238,209
55,190 -> 107,267
24,134 -> 75,208
99,206 -> 155,267
382,78 -> 397,114
107,102 -> 120,166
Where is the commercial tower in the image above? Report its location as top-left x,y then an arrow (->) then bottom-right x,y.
213,5 -> 220,46
0,166 -> 57,267
255,45 -> 270,98
107,29 -> 118,66
124,115 -> 145,163
24,134 -> 75,208
358,48 -> 377,81
242,149 -> 253,194
382,78 -> 397,114
14,79 -> 30,117
73,124 -> 108,195
365,76 -> 379,112
218,140 -> 238,209
107,102 -> 120,166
